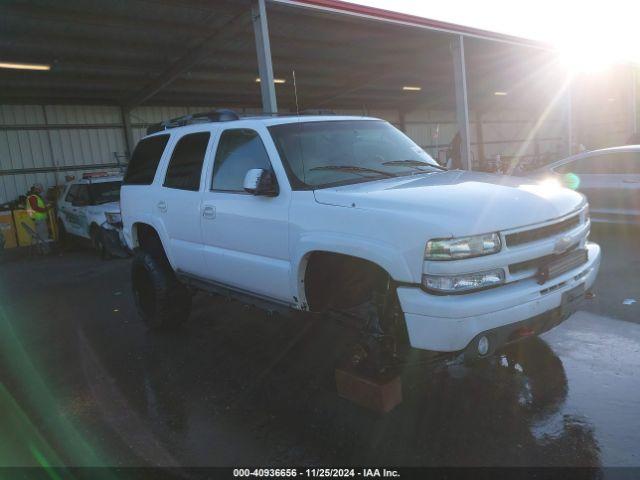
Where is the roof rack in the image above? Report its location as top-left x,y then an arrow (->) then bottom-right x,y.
146,109 -> 239,135
246,109 -> 337,117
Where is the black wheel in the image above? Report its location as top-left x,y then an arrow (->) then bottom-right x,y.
90,225 -> 109,259
131,249 -> 191,329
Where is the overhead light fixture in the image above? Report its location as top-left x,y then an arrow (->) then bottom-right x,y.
255,77 -> 286,84
402,86 -> 422,91
0,61 -> 51,71
494,91 -> 508,96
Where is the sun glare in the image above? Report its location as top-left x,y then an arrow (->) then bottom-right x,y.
555,36 -> 634,74
354,1 -> 640,72
536,5 -> 640,73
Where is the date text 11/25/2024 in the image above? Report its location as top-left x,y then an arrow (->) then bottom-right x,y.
233,468 -> 400,478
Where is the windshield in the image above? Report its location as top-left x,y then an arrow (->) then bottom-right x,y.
88,181 -> 121,205
268,120 -> 443,189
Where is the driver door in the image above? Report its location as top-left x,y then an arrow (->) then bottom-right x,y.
199,127 -> 292,303
60,184 -> 89,237
71,184 -> 91,238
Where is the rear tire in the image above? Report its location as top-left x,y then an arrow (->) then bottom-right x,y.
131,249 -> 191,329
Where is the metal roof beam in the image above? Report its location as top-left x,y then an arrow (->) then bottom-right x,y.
0,2 -> 235,38
122,10 -> 250,109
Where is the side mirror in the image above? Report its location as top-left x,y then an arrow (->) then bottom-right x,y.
243,168 -> 278,196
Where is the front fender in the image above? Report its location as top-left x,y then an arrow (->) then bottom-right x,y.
292,232 -> 414,305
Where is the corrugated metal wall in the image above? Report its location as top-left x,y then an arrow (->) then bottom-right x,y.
405,108 -> 565,169
0,103 -> 564,204
0,105 -> 127,204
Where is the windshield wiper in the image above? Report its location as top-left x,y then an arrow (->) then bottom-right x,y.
309,165 -> 395,177
383,160 -> 447,171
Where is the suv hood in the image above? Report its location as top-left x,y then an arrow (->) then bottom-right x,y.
313,170 -> 585,234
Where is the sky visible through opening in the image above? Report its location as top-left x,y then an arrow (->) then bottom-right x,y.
350,0 -> 639,71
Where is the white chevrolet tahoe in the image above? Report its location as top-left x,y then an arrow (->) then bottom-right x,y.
121,110 -> 601,365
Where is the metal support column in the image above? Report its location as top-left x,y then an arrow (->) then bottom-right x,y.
121,107 -> 134,158
566,81 -> 573,156
41,105 -> 62,184
475,110 -> 485,167
252,0 -> 277,113
450,35 -> 472,170
398,109 -> 406,133
631,66 -> 637,137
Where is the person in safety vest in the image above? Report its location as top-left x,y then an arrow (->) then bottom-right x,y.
26,183 -> 51,250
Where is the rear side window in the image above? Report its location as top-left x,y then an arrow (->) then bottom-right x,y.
555,152 -> 640,175
212,129 -> 272,192
123,135 -> 170,185
163,132 -> 210,191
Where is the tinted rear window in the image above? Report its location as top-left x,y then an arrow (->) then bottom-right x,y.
88,181 -> 122,205
123,135 -> 170,185
164,132 -> 210,191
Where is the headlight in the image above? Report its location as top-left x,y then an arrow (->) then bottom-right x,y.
425,233 -> 501,260
422,269 -> 505,294
105,212 -> 122,225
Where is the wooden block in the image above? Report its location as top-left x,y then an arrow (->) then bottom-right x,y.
335,365 -> 402,413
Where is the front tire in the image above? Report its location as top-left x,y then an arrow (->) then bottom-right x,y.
131,249 -> 191,329
90,225 -> 109,259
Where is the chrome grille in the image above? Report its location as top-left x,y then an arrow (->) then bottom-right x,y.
505,214 -> 581,247
509,245 -> 579,275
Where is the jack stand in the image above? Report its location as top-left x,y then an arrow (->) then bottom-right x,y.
335,337 -> 402,413
335,359 -> 402,413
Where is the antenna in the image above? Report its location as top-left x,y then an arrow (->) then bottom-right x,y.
292,69 -> 300,115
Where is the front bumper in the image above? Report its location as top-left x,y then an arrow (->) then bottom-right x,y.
398,242 -> 601,353
100,223 -> 129,258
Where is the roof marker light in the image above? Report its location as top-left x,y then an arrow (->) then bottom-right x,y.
402,86 -> 422,91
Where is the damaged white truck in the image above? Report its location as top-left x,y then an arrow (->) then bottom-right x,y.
121,111 -> 601,368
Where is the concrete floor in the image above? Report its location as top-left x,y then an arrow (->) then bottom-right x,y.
0,224 -> 639,467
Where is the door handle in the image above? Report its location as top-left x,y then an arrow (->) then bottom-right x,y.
157,201 -> 167,212
622,179 -> 640,184
202,205 -> 216,219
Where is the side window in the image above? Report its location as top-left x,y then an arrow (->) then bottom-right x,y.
75,185 -> 90,205
212,129 -> 273,192
163,132 -> 210,191
123,134 -> 170,185
555,156 -> 602,174
65,185 -> 79,203
595,152 -> 640,174
556,153 -> 640,175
